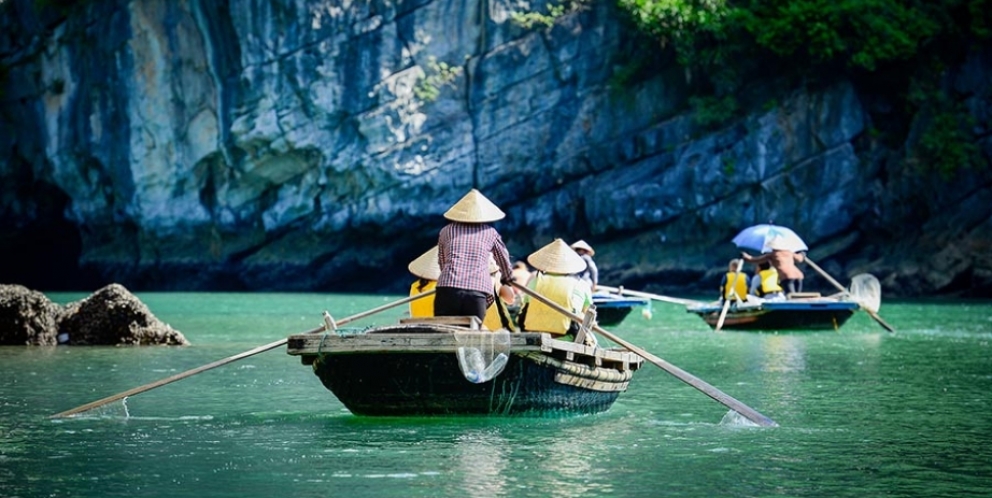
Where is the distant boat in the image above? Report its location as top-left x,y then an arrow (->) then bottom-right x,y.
685,293 -> 860,331
286,316 -> 644,416
591,293 -> 650,326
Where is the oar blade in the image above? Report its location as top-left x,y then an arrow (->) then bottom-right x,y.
512,282 -> 778,427
50,290 -> 438,418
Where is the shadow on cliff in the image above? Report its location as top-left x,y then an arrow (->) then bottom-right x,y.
0,182 -> 103,291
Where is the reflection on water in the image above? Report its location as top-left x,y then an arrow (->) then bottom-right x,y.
454,430 -> 509,498
760,335 -> 807,373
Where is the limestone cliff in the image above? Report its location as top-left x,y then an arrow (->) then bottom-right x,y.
1,0 -> 990,297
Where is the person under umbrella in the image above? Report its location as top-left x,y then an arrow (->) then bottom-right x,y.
741,237 -> 806,295
435,189 -> 515,323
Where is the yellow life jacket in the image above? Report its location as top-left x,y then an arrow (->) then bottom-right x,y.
409,279 -> 437,317
723,271 -> 748,300
483,293 -> 515,331
521,274 -> 580,336
758,269 -> 783,296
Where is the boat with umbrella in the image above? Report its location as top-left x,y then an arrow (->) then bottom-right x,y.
685,224 -> 890,332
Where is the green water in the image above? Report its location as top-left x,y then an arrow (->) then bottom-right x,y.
2,293 -> 991,497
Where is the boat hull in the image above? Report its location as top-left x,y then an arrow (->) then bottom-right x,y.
687,300 -> 859,331
312,352 -> 621,416
287,320 -> 643,417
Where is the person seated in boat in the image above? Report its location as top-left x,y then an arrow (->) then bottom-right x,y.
741,237 -> 805,295
508,260 -> 533,308
483,257 -> 518,331
749,261 -> 786,301
570,240 -> 598,292
719,258 -> 749,305
517,239 -> 594,344
748,263 -> 762,298
435,189 -> 516,323
407,246 -> 440,318
511,260 -> 533,287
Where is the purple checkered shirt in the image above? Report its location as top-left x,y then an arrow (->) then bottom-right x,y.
437,222 -> 514,296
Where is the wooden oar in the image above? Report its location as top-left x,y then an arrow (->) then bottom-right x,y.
804,258 -> 895,333
597,285 -> 703,307
50,290 -> 437,418
715,259 -> 745,332
513,282 -> 778,427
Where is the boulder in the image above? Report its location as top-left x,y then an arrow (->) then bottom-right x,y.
0,284 -> 60,345
58,284 -> 190,345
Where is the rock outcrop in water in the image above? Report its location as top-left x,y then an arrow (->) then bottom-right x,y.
0,1 -> 990,297
0,284 -> 61,345
0,283 -> 188,346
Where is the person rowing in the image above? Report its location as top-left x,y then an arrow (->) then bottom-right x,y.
434,189 -> 515,323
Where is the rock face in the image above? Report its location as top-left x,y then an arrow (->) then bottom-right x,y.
0,1 -> 990,297
0,283 -> 188,346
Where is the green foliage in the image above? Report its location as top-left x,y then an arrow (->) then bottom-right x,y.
617,0 -> 968,79
511,1 -> 592,29
511,3 -> 569,29
413,56 -> 464,103
739,0 -> 943,72
617,0 -> 991,173
967,0 -> 992,39
721,155 -> 736,174
690,95 -> 738,128
914,100 -> 981,177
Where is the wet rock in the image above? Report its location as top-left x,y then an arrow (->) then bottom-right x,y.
58,284 -> 190,346
0,284 -> 61,345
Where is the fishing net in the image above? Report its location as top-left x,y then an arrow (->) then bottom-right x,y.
850,273 -> 882,312
455,330 -> 510,384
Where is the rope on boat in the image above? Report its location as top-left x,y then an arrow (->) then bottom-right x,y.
519,352 -> 634,383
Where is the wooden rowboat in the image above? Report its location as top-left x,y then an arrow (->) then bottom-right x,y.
685,293 -> 860,331
286,316 -> 643,417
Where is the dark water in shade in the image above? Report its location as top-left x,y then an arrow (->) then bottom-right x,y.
2,293 -> 991,498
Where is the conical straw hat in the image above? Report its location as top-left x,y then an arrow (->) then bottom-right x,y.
443,189 -> 506,223
527,238 -> 587,274
408,246 -> 441,280
570,240 -> 595,256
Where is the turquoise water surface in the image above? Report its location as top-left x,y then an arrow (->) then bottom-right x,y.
2,293 -> 991,497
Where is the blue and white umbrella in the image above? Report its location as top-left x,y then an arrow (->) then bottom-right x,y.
732,224 -> 808,253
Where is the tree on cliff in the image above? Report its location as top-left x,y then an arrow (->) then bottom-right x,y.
617,0 -> 992,175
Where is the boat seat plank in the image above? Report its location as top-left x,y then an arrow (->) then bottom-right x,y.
543,336 -> 640,365
287,332 -> 545,355
399,316 -> 482,329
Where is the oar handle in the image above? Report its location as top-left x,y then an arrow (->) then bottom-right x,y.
512,282 -> 778,427
50,290 -> 438,418
804,258 -> 848,295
